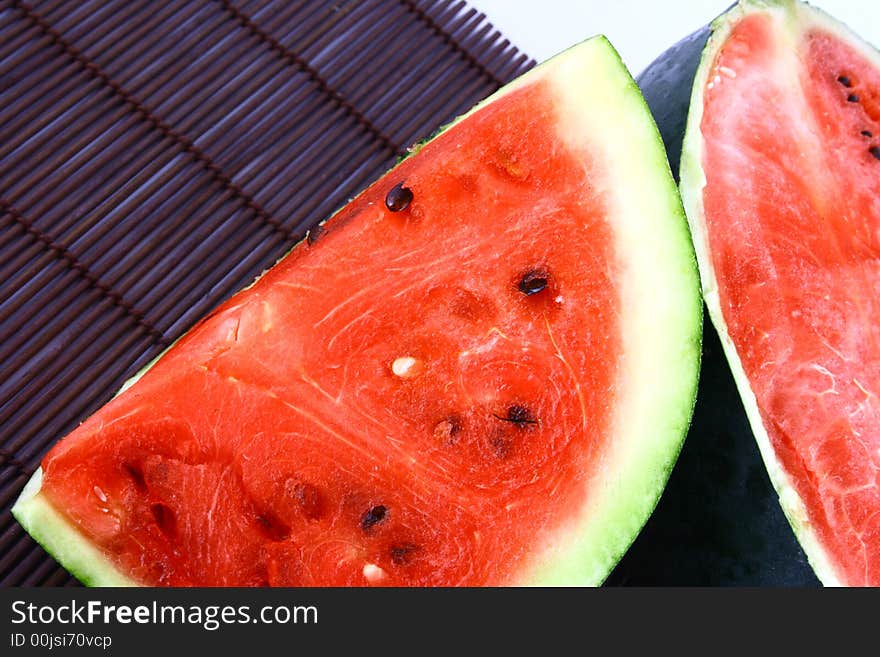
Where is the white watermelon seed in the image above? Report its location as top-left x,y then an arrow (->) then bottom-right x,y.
363,563 -> 387,583
392,356 -> 421,377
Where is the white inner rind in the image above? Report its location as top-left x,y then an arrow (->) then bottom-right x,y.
678,0 -> 880,587
12,36 -> 701,587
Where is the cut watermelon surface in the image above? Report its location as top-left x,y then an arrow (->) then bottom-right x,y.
676,0 -> 880,586
12,37 -> 701,586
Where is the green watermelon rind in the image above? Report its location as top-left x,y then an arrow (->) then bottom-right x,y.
13,36 -> 702,587
13,469 -> 136,586
678,0 -> 880,587
515,37 -> 701,585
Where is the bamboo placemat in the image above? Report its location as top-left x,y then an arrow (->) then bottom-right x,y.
0,0 -> 533,586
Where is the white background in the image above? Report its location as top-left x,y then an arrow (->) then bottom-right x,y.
470,1 -> 880,75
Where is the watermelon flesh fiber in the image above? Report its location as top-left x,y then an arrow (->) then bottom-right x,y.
15,39 -> 701,586
686,1 -> 880,585
41,81 -> 617,586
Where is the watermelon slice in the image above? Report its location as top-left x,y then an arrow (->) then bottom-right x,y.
643,0 -> 880,586
12,36 -> 701,586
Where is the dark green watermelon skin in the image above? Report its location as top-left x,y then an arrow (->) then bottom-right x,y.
605,22 -> 820,586
636,25 -> 710,182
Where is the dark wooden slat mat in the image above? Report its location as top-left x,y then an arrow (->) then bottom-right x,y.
0,0 -> 533,586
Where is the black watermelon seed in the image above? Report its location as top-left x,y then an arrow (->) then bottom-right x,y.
306,224 -> 325,245
870,146 -> 880,160
848,94 -> 860,103
360,505 -> 388,530
385,182 -> 413,212
838,75 -> 853,87
390,543 -> 419,565
862,130 -> 873,137
518,269 -> 549,296
494,404 -> 538,426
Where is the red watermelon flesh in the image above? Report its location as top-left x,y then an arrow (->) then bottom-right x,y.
13,37 -> 701,586
683,1 -> 880,585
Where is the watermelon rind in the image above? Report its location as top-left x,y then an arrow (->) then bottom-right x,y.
13,35 -> 701,586
512,37 -> 701,585
678,0 -> 880,587
13,468 -> 136,586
